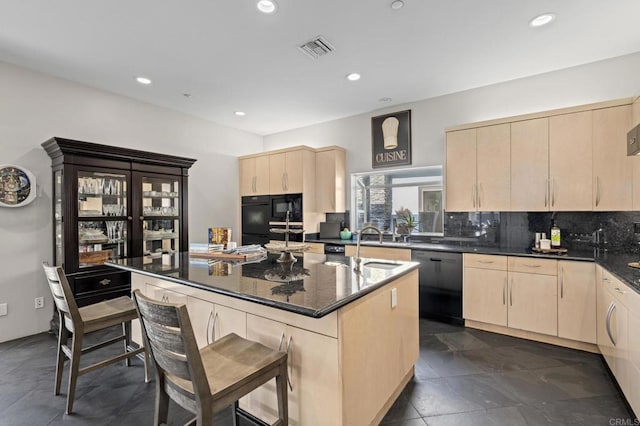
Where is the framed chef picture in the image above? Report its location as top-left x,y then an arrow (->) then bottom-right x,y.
371,110 -> 411,169
0,165 -> 37,207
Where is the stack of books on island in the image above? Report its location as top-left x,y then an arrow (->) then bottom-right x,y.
189,243 -> 267,263
189,243 -> 224,264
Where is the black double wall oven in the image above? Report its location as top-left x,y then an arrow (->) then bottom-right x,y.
242,193 -> 304,245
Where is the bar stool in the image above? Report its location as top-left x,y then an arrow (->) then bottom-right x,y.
42,263 -> 150,414
132,289 -> 289,425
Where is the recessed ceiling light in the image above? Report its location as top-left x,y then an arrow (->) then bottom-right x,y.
235,111 -> 246,116
135,76 -> 152,85
257,0 -> 278,14
346,73 -> 361,81
529,13 -> 556,27
391,0 -> 404,10
379,97 -> 393,103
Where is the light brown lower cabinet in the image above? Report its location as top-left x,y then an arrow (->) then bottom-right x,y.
597,267 -> 630,397
186,296 -> 247,349
344,245 -> 412,261
464,254 -> 598,344
557,261 -> 596,343
463,260 -> 508,327
627,305 -> 640,415
507,270 -> 558,336
129,268 -> 418,426
245,314 -> 340,425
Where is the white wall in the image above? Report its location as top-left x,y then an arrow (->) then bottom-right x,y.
0,61 -> 263,342
264,52 -> 640,196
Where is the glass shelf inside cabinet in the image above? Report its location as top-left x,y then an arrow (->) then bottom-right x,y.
78,171 -> 127,218
141,176 -> 180,258
141,177 -> 179,217
143,218 -> 179,257
78,220 -> 128,268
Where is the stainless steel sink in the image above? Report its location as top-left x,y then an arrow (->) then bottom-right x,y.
362,261 -> 401,270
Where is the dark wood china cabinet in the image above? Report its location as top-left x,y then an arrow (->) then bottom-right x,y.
42,137 -> 196,306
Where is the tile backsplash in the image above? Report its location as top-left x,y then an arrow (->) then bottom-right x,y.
444,211 -> 640,250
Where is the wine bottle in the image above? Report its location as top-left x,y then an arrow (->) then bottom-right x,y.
550,221 -> 561,247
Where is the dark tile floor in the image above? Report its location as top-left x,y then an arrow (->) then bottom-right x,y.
0,320 -> 635,425
380,320 -> 635,426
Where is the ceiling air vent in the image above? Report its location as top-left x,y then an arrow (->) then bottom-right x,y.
298,36 -> 334,59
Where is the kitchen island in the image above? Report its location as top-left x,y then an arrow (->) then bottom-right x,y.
108,252 -> 419,426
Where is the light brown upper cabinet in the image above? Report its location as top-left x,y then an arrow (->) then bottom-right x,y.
549,111 -> 593,211
270,150 -> 304,194
476,124 -> 511,211
316,147 -> 346,213
593,105 -> 632,211
445,124 -> 510,212
445,128 -> 477,212
510,118 -> 549,211
632,97 -> 640,210
239,155 -> 270,196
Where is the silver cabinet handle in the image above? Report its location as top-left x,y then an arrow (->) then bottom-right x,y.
472,184 -> 476,208
503,278 -> 506,305
211,312 -> 218,342
560,266 -> 564,299
285,172 -> 289,191
615,287 -> 627,295
596,176 -> 601,207
509,277 -> 513,306
551,178 -> 556,207
522,264 -> 541,268
99,279 -> 111,286
478,260 -> 494,264
206,310 -> 213,345
606,302 -> 616,346
478,183 -> 482,209
544,178 -> 548,207
278,332 -> 286,351
286,335 -> 293,391
282,173 -> 286,191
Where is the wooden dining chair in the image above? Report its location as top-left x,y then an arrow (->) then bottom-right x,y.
132,289 -> 289,425
42,263 -> 150,414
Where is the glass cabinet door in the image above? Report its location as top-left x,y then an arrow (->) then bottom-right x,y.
141,176 -> 180,260
77,171 -> 128,268
54,170 -> 63,266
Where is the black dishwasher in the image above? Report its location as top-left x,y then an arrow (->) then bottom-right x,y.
411,250 -> 463,325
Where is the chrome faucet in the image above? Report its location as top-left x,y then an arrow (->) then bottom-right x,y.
353,225 -> 383,272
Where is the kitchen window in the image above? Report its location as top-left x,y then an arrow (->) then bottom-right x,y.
351,166 -> 443,235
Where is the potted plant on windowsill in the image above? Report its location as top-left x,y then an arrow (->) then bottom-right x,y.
395,207 -> 418,235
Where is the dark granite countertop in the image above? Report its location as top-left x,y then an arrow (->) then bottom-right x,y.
312,238 -> 640,294
107,252 -> 419,318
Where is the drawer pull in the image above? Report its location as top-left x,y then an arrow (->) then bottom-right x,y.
99,279 -> 111,286
606,302 -> 616,346
510,277 -> 513,306
211,312 -> 219,342
614,287 -> 627,295
286,336 -> 293,391
522,264 -> 541,268
502,278 -> 506,305
478,260 -> 494,264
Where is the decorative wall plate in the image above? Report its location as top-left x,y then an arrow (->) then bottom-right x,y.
0,165 -> 36,207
